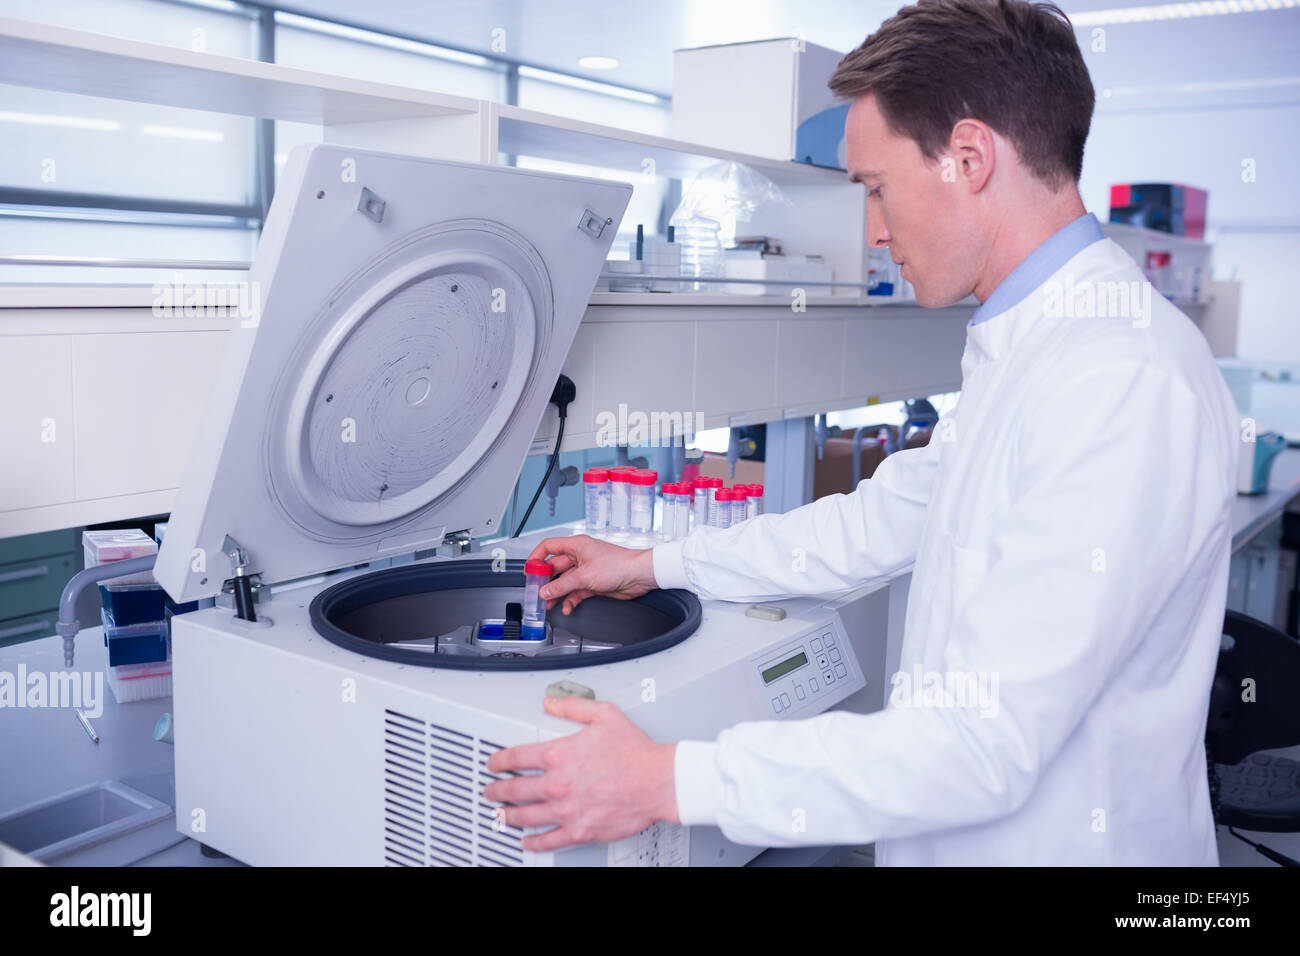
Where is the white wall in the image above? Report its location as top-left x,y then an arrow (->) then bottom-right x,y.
1079,102 -> 1300,363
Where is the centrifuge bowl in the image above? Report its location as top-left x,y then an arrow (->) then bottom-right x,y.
309,558 -> 701,671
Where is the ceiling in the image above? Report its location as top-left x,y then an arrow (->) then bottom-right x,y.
273,0 -> 1300,109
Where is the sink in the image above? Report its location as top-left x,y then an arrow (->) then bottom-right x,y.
0,780 -> 171,863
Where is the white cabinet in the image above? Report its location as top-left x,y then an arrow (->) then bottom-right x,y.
71,331 -> 227,499
0,336 -> 76,511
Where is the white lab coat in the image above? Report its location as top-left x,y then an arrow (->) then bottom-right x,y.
653,238 -> 1240,865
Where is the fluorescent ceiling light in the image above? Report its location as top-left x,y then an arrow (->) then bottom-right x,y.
578,56 -> 620,69
275,11 -> 492,66
1103,74 -> 1300,96
518,65 -> 662,103
1070,0 -> 1295,24
141,125 -> 225,142
0,111 -> 121,131
176,0 -> 247,13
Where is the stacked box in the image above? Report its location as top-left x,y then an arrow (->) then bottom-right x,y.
1108,183 -> 1207,239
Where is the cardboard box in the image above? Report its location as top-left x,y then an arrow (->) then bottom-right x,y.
696,453 -> 765,486
813,429 -> 931,499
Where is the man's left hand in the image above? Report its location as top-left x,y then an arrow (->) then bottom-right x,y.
484,697 -> 679,852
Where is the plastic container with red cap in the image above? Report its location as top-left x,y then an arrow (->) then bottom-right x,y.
673,479 -> 694,537
701,476 -> 725,528
737,487 -> 753,524
746,483 -> 764,520
672,482 -> 692,539
729,488 -> 746,527
583,467 -> 610,537
731,484 -> 752,524
521,559 -> 553,636
660,482 -> 678,539
608,468 -> 634,535
628,469 -> 658,535
691,477 -> 711,533
711,488 -> 731,529
723,486 -> 740,526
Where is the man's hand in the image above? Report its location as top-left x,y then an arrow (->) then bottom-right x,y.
525,534 -> 658,615
484,697 -> 679,852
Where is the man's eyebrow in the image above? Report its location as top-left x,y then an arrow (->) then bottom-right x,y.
849,169 -> 881,184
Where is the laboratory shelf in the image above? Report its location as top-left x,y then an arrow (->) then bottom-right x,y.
495,104 -> 847,188
0,16 -> 483,125
1101,221 -> 1211,254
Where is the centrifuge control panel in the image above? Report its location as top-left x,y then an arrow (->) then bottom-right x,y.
753,622 -> 862,717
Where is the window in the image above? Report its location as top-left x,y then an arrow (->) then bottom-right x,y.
271,13 -> 507,191
0,0 -> 257,56
517,68 -> 670,137
274,14 -> 506,100
0,0 -> 259,283
0,1 -> 675,285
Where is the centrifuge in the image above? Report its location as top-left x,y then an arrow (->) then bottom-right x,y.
154,144 -> 889,866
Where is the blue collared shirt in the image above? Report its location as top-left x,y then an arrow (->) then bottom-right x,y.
970,212 -> 1106,325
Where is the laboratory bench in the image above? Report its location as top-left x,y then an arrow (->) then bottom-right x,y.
1230,446 -> 1300,553
1227,446 -> 1300,627
0,621 -> 240,866
3,452 -> 1298,867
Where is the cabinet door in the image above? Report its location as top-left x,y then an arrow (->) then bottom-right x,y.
0,552 -> 76,622
0,336 -> 76,511
0,610 -> 57,648
1226,549 -> 1249,613
1243,521 -> 1283,626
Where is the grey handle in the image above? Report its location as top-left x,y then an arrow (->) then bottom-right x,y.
0,564 -> 49,585
0,620 -> 51,640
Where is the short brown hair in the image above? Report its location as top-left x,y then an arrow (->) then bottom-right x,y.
829,0 -> 1094,186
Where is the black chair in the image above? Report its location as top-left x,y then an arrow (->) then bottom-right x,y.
1205,610 -> 1300,866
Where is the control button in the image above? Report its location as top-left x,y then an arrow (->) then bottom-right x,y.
809,677 -> 819,692
780,693 -> 791,708
823,669 -> 835,684
772,698 -> 783,714
823,632 -> 837,648
811,637 -> 824,652
834,663 -> 847,679
816,654 -> 830,669
795,685 -> 806,700
829,647 -> 842,663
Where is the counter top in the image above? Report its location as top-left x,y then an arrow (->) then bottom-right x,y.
1230,446 -> 1300,552
0,622 -> 238,865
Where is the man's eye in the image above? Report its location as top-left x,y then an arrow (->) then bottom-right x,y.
868,187 -> 882,198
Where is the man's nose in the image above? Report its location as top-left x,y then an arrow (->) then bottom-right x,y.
866,212 -> 890,248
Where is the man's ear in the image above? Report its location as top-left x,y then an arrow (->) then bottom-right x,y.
947,118 -> 996,193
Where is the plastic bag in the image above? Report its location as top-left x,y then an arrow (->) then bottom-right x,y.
669,161 -> 789,246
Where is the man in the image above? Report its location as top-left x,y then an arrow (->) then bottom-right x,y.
485,0 -> 1239,865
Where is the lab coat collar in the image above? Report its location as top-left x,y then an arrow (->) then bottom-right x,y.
962,237 -> 1125,367
970,213 -> 1105,326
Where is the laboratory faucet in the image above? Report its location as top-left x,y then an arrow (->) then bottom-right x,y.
545,465 -> 579,515
56,554 -> 158,668
614,445 -> 648,470
815,414 -> 842,461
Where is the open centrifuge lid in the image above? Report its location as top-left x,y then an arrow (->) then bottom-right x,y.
155,145 -> 630,603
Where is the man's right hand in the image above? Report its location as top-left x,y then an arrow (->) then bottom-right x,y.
524,535 -> 659,616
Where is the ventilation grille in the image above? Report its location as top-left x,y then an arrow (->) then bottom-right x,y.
382,708 -> 526,866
